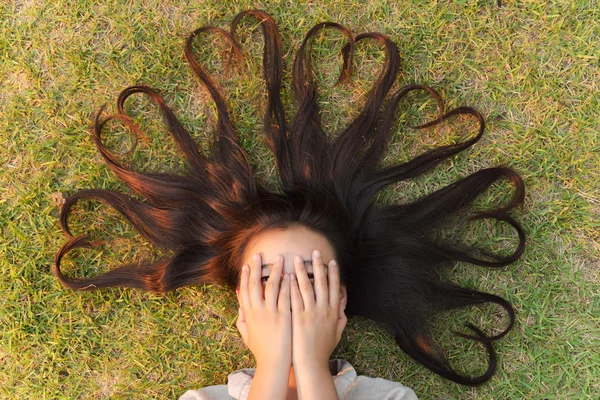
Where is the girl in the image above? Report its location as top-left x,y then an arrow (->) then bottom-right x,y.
54,9 -> 525,399
179,227 -> 418,399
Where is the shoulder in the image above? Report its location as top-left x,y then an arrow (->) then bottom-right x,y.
353,375 -> 419,400
178,366 -> 255,400
332,359 -> 418,400
178,385 -> 233,400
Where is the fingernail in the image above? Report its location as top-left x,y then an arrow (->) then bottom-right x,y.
242,265 -> 248,272
290,274 -> 296,280
276,254 -> 282,262
331,260 -> 337,267
253,254 -> 258,261
295,255 -> 302,263
313,249 -> 320,258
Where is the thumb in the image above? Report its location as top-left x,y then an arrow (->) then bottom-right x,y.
236,307 -> 248,345
336,302 -> 347,344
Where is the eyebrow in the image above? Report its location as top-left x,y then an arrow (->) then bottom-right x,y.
261,260 -> 329,270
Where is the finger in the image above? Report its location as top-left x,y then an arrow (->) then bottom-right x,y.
289,273 -> 304,314
278,273 -> 291,315
312,249 -> 328,308
339,288 -> 347,319
239,264 -> 251,310
265,254 -> 284,309
249,253 -> 263,308
328,259 -> 340,311
294,254 -> 315,311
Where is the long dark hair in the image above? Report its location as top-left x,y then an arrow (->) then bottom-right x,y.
53,10 -> 526,385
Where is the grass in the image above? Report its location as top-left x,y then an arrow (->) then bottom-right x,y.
1,0 -> 599,398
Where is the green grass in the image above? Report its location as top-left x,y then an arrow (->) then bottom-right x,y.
1,0 -> 599,398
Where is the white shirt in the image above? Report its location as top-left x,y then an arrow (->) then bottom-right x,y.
179,358 -> 419,400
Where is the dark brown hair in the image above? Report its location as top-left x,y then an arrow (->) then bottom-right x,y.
54,10 -> 526,385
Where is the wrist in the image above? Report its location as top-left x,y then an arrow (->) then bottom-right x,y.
293,359 -> 332,383
294,358 -> 330,372
257,357 -> 292,372
294,361 -> 338,400
249,363 -> 291,400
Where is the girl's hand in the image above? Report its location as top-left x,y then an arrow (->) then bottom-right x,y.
290,250 -> 347,369
236,253 -> 292,369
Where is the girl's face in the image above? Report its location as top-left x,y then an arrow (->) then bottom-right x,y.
236,225 -> 347,305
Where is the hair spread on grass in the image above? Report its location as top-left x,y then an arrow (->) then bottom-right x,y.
54,9 -> 526,385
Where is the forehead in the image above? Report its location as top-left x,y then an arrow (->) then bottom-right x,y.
245,226 -> 335,263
